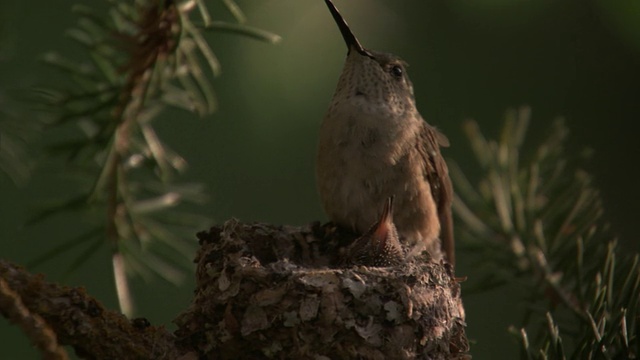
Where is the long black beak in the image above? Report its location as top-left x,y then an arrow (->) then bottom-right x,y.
324,0 -> 372,57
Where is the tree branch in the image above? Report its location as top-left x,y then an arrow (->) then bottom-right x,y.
0,260 -> 180,359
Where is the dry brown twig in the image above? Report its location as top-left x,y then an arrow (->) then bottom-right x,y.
0,259 -> 180,359
0,277 -> 68,360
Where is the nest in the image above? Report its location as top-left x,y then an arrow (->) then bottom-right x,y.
174,219 -> 468,359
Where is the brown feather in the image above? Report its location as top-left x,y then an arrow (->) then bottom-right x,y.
418,122 -> 455,266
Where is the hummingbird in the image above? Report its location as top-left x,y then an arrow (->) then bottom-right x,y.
344,197 -> 404,267
316,0 -> 455,265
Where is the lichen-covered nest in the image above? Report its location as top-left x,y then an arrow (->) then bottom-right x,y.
174,219 -> 468,359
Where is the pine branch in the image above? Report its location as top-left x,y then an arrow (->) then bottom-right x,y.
29,0 -> 279,316
452,107 -> 639,358
0,260 -> 179,359
0,91 -> 41,184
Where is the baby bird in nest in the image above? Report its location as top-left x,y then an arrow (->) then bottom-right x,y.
344,197 -> 405,267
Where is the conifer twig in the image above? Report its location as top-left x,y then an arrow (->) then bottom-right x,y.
452,107 -> 639,358
30,0 -> 279,316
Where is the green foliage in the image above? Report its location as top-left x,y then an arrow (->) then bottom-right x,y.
452,107 -> 639,358
28,0 -> 279,315
0,94 -> 39,184
1,19 -> 40,184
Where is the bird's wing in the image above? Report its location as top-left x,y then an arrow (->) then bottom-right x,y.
418,121 -> 455,266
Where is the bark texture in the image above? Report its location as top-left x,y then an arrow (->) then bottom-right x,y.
0,260 -> 180,359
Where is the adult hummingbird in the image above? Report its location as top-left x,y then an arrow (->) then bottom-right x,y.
316,0 -> 455,265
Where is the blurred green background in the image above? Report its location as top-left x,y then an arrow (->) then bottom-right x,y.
1,0 -> 639,358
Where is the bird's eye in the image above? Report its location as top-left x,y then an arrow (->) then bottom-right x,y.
390,65 -> 403,79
